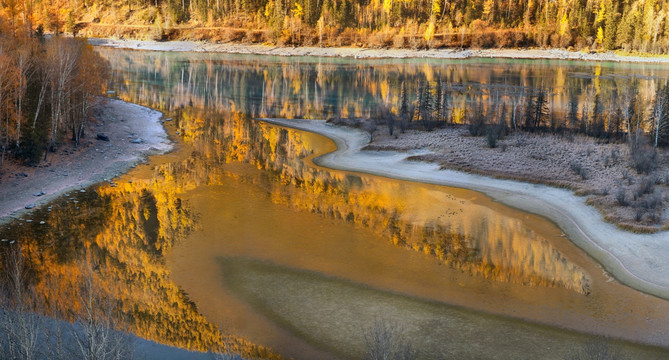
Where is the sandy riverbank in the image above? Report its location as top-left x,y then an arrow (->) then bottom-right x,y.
260,118 -> 669,301
0,97 -> 172,225
88,37 -> 669,63
358,125 -> 669,233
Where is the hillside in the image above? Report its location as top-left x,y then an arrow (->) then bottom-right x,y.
8,0 -> 669,53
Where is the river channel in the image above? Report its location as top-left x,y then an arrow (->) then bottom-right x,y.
1,49 -> 669,359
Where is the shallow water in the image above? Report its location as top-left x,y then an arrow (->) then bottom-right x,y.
1,49 -> 669,358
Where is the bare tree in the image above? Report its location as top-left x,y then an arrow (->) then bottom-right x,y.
46,37 -> 81,157
0,245 -> 44,360
619,87 -> 637,143
565,336 -> 626,360
0,41 -> 16,172
13,39 -> 33,149
31,48 -> 53,129
363,319 -> 416,360
652,83 -> 669,147
512,88 -> 525,131
69,259 -> 135,360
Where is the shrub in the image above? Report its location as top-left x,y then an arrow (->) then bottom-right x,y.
470,20 -> 495,48
393,34 -> 406,48
467,117 -> 485,136
629,137 -> 658,174
622,169 -> 634,185
570,161 -> 588,180
616,188 -> 629,206
634,176 -> 655,200
223,28 -> 246,42
486,128 -> 498,148
643,190 -> 664,210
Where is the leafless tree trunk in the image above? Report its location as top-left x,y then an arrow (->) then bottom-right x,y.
653,91 -> 665,148
0,246 -> 43,360
14,45 -> 33,149
512,89 -> 525,131
363,319 -> 416,360
32,55 -> 52,129
70,259 -> 135,360
619,87 -> 636,143
46,37 -> 80,158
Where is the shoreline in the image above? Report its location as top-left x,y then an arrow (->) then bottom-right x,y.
87,37 -> 669,63
0,98 -> 173,226
259,118 -> 669,301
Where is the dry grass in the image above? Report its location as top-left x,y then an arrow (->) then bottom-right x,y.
365,125 -> 669,233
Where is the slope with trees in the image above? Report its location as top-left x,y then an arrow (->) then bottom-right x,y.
11,0 -> 669,53
0,15 -> 109,175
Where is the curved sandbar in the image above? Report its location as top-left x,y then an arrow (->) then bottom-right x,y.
259,118 -> 669,301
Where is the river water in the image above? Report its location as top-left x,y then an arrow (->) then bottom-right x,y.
1,49 -> 669,359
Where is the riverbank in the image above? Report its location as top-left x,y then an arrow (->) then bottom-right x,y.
87,37 -> 669,63
356,124 -> 668,233
0,97 -> 172,225
259,118 -> 669,301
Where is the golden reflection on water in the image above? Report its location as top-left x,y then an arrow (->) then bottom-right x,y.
170,108 -> 591,294
98,47 -> 668,127
0,158 -> 277,358
162,108 -> 669,357
3,107 -> 669,358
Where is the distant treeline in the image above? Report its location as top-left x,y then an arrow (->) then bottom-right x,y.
377,79 -> 669,147
9,0 -> 669,52
0,20 -> 108,166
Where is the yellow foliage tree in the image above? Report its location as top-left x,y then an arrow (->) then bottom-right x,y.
424,21 -> 436,45
596,26 -> 604,46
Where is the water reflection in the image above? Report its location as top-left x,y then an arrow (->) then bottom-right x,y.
0,107 -> 589,353
99,48 -> 668,125
4,48 -> 669,356
0,169 -> 276,358
173,108 -> 590,293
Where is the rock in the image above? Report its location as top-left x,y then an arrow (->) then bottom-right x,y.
39,221 -> 45,225
33,190 -> 46,197
25,204 -> 35,209
97,133 -> 110,141
131,138 -> 143,144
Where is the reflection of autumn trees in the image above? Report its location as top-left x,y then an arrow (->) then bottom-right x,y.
100,48 -> 663,139
0,173 -> 277,358
0,102 -> 589,357
172,107 -> 590,294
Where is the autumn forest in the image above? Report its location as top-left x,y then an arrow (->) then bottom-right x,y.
7,0 -> 669,53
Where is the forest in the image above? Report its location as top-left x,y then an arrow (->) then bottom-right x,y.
10,0 -> 669,53
0,18 -> 108,169
377,78 -> 669,149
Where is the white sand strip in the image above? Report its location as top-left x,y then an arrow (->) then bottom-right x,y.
260,118 -> 669,300
87,38 -> 669,63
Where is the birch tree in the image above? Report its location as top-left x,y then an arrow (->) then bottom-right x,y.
653,83 -> 669,147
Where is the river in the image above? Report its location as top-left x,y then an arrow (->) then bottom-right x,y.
1,49 -> 669,359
